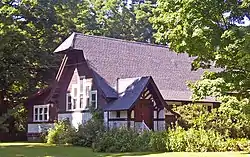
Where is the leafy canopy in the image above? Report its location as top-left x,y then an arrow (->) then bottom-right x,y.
151,0 -> 250,99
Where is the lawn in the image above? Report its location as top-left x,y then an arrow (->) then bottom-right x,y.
0,143 -> 248,157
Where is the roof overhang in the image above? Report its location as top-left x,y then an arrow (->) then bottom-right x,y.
54,32 -> 77,53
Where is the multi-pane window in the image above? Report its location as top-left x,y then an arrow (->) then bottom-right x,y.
72,87 -> 77,110
90,90 -> 97,109
116,111 -> 120,118
66,75 -> 97,110
33,105 -> 49,122
86,86 -> 90,108
67,93 -> 72,110
80,77 -> 84,93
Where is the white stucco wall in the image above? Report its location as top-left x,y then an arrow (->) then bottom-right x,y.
58,112 -> 92,128
109,111 -> 127,119
159,110 -> 164,118
131,110 -> 134,118
28,123 -> 54,133
109,121 -> 127,129
154,121 -> 165,131
154,109 -> 165,118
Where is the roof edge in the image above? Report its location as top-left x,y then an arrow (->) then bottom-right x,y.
54,32 -> 76,53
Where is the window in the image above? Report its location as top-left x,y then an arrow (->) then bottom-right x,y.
116,111 -> 120,118
79,94 -> 84,108
72,86 -> 77,110
86,86 -> 90,97
208,106 -> 212,112
85,85 -> 90,108
33,105 -> 49,122
204,104 -> 213,112
66,75 -> 95,110
90,90 -> 97,108
67,93 -> 72,110
80,77 -> 84,93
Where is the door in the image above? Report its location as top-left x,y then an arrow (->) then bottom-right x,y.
134,100 -> 154,130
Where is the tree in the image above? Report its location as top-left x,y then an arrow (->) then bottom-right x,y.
151,0 -> 250,99
0,0 -> 156,132
0,0 -> 81,132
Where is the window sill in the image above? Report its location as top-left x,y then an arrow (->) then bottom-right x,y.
33,120 -> 50,123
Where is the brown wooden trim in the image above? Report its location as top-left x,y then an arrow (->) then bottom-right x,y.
109,118 -> 135,121
58,110 -> 90,114
165,99 -> 219,104
107,111 -> 109,130
56,55 -> 68,81
109,118 -> 127,121
154,118 -> 165,121
27,133 -> 40,137
28,121 -> 54,124
156,110 -> 159,130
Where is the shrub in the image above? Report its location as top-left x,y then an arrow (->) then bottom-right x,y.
149,131 -> 168,152
168,127 -> 187,152
168,127 -> 226,152
174,98 -> 250,139
134,131 -> 151,152
72,118 -> 105,147
92,127 -> 154,153
224,138 -> 250,151
47,120 -> 76,144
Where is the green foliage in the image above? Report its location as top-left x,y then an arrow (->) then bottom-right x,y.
174,104 -> 210,130
174,99 -> 250,138
168,127 -> 226,152
224,138 -> 250,151
0,0 -> 156,131
47,120 -> 76,144
0,109 -> 11,132
151,0 -> 250,99
93,128 -> 167,153
149,131 -> 168,152
72,119 -> 105,147
92,127 -> 151,153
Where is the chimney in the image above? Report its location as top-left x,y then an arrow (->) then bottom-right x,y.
116,78 -> 120,93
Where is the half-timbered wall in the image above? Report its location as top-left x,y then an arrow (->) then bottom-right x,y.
105,86 -> 165,131
107,111 -> 129,129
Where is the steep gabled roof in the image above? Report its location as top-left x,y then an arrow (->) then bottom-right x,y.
91,69 -> 118,98
54,32 -> 216,102
104,77 -> 150,111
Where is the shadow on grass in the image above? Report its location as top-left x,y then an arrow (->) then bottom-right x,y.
241,152 -> 250,155
0,143 -> 99,157
0,143 -> 161,157
100,152 -> 161,157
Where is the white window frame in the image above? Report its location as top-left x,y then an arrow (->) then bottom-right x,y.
66,72 -> 95,111
90,90 -> 98,109
66,84 -> 78,111
84,81 -> 92,109
66,92 -> 72,111
33,104 -> 50,122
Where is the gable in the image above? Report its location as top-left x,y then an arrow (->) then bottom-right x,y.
104,76 -> 166,111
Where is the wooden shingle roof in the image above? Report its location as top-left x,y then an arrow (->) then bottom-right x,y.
55,32 -> 216,102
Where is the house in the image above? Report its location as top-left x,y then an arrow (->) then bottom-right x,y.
26,32 -> 219,140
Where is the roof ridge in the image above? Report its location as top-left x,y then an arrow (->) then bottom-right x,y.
74,32 -> 170,49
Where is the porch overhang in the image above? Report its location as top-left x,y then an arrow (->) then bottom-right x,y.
104,76 -> 166,111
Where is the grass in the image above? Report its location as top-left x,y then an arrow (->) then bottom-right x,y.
0,143 -> 249,157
